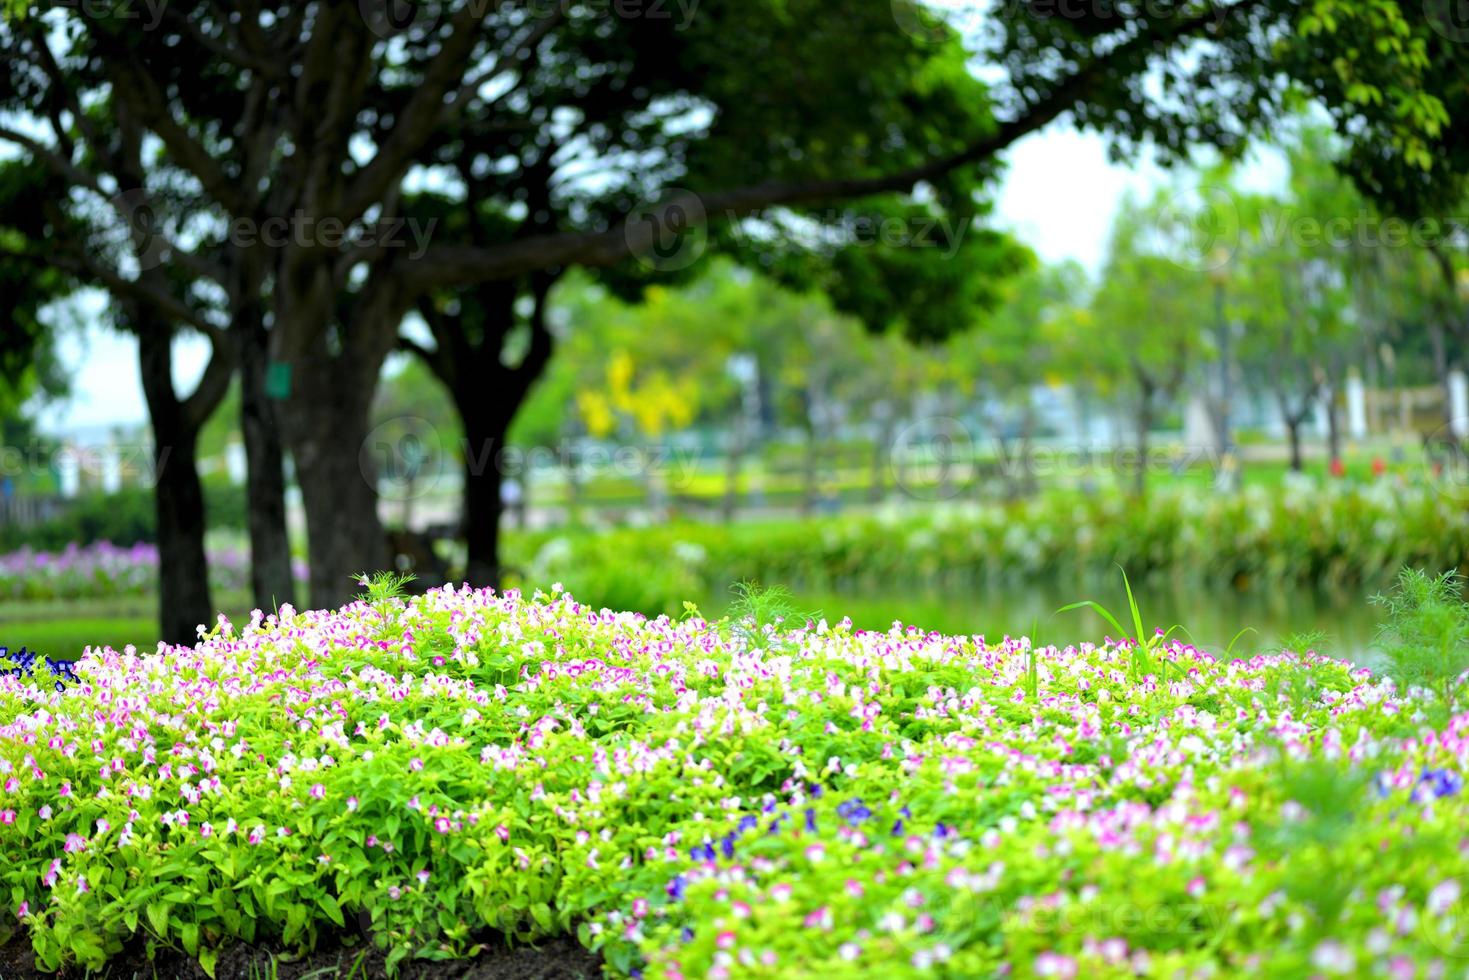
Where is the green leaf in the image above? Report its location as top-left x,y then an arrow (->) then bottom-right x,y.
317,892 -> 346,927
145,902 -> 170,938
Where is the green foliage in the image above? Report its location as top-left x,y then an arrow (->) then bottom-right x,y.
4,582 -> 1468,977
0,489 -> 156,552
507,484 -> 1469,619
355,571 -> 419,641
724,581 -> 818,650
1370,568 -> 1469,716
1058,568 -> 1186,681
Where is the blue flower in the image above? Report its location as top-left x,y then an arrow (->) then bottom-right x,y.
836,799 -> 872,825
1419,768 -> 1463,799
666,875 -> 687,900
805,808 -> 818,832
689,842 -> 716,862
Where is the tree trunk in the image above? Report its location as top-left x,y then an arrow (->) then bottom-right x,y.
1325,387 -> 1343,463
1286,418 -> 1304,472
801,419 -> 819,517
284,359 -> 388,610
137,328 -> 213,647
458,394 -> 514,588
238,316 -> 297,611
1018,401 -> 1038,497
868,412 -> 894,504
1133,392 -> 1153,498
723,421 -> 745,522
1429,321 -> 1455,431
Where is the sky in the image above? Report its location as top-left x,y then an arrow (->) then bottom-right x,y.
33,123 -> 1282,440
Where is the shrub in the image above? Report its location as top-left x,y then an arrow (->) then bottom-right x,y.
506,482 -> 1469,616
1,581 -> 1466,977
0,489 -> 156,553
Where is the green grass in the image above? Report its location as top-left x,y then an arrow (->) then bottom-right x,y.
0,593 -> 256,658
0,616 -> 160,658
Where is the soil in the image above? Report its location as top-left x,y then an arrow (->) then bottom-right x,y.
0,929 -> 604,980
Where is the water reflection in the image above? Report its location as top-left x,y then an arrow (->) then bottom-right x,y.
713,583 -> 1382,667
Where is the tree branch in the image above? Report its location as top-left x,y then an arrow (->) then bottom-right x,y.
103,56 -> 251,217
340,4 -> 499,223
182,328 -> 240,432
402,0 -> 1253,291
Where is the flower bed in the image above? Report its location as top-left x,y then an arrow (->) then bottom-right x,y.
1,585 -> 1466,977
0,542 -> 308,602
508,482 -> 1469,616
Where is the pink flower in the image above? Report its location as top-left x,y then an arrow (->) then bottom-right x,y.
1428,879 -> 1462,915
1035,952 -> 1078,978
310,783 -> 325,800
0,810 -> 14,825
63,833 -> 87,853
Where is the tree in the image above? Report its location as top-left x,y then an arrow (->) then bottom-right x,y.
0,162 -> 69,425
952,256 -> 1090,497
1091,191 -> 1212,495
2,0 -> 1461,605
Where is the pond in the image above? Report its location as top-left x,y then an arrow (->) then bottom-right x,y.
706,581 -> 1384,668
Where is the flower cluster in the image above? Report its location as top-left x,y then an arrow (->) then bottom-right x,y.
1,585 -> 1466,977
1,646 -> 83,693
0,541 -> 308,602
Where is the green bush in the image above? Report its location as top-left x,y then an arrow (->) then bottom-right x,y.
3,578 -> 1466,977
0,488 -> 155,552
506,482 -> 1469,617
